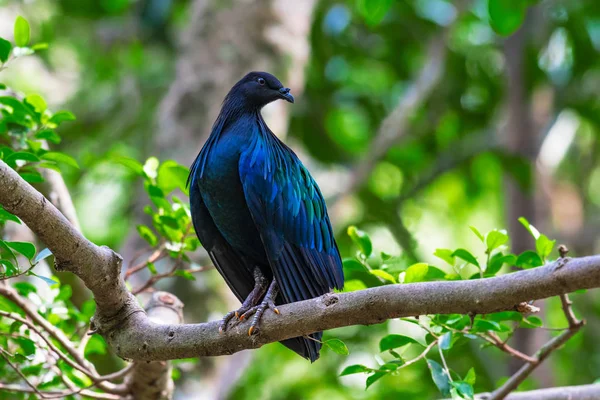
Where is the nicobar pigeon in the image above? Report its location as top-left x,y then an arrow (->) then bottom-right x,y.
187,71 -> 344,362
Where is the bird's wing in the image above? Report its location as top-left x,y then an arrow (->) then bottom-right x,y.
189,179 -> 255,302
238,131 -> 344,304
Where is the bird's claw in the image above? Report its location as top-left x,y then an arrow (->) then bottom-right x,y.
246,298 -> 279,336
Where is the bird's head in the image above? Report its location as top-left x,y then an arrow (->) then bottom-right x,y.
227,71 -> 294,109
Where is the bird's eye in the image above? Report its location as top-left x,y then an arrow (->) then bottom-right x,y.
257,77 -> 266,86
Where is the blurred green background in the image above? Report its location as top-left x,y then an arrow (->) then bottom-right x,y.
1,0 -> 600,398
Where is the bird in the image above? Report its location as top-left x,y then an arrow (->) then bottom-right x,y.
187,71 -> 344,362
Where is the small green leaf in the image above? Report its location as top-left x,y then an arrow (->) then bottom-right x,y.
324,338 -> 349,355
0,259 -> 17,275
137,225 -> 158,247
49,110 -> 76,124
6,241 -> 36,260
40,152 -> 79,169
370,269 -> 396,283
31,42 -> 48,51
379,334 -> 417,351
33,248 -> 52,264
0,206 -> 20,224
522,315 -> 543,328
485,253 -> 516,277
342,258 -> 369,273
56,284 -> 72,301
516,250 -> 543,269
366,371 -> 387,388
485,230 -> 508,252
24,94 -> 47,113
452,381 -> 474,399
147,262 -> 157,275
5,151 -> 40,164
85,335 -> 108,356
488,0 -> 528,36
439,332 -> 452,350
35,129 -> 61,144
347,226 -> 372,257
434,249 -> 455,266
464,367 -> 476,385
452,249 -> 480,268
518,217 -> 540,239
173,270 -> 196,281
340,364 -> 372,376
16,337 -> 36,356
14,16 -> 31,47
404,263 -> 429,283
157,160 -> 190,195
19,171 -> 44,183
471,319 -> 503,332
469,226 -> 484,242
13,282 -> 37,296
0,38 -> 11,63
113,156 -> 144,175
488,311 -> 522,322
427,359 -> 451,396
536,234 -> 555,261
356,0 -> 393,26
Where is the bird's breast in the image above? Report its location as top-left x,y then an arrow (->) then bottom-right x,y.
198,131 -> 267,263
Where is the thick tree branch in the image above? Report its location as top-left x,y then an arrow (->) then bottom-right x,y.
476,383 -> 600,400
127,292 -> 184,400
1,160 -> 600,364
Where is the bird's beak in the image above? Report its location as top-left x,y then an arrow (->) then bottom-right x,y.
278,87 -> 294,103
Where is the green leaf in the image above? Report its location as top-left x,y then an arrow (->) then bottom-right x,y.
35,129 -> 61,144
13,282 -> 37,296
471,319 -> 503,332
137,225 -> 158,247
113,156 -> 144,175
173,270 -> 196,281
522,315 -> 543,328
452,381 -> 475,399
427,359 -> 451,396
16,337 -> 36,356
6,241 -> 36,260
486,230 -> 508,252
159,216 -> 179,229
485,253 -> 516,277
24,94 -> 47,113
0,38 -> 11,63
347,226 -> 372,257
33,248 -> 52,264
434,248 -> 455,266
404,263 -> 429,283
49,110 -> 76,124
31,42 -> 48,51
147,262 -> 157,275
439,332 -> 452,350
366,371 -> 387,388
340,364 -> 372,376
370,269 -> 396,283
14,16 -> 31,47
356,0 -> 393,26
143,157 -> 160,180
516,250 -> 543,269
0,206 -> 20,224
536,234 -> 555,261
0,239 -> 17,262
452,249 -> 480,268
464,368 -> 476,386
488,0 -> 528,36
324,338 -> 349,355
157,160 -> 190,195
0,259 -> 17,275
40,152 -> 79,169
56,284 -> 72,301
379,334 -> 417,351
342,258 -> 369,273
19,171 -> 44,183
518,217 -> 540,239
469,226 -> 484,242
5,151 -> 40,164
85,335 -> 108,356
488,311 -> 523,322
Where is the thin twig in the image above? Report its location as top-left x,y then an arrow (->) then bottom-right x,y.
485,332 -> 537,364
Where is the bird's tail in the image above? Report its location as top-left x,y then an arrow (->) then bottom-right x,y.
280,331 -> 322,363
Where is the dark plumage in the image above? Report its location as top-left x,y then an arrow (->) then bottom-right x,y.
188,71 -> 344,362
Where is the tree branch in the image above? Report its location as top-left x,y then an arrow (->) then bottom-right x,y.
1,160 -> 600,363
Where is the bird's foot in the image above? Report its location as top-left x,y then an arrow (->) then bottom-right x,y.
245,280 -> 279,336
219,267 -> 269,334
